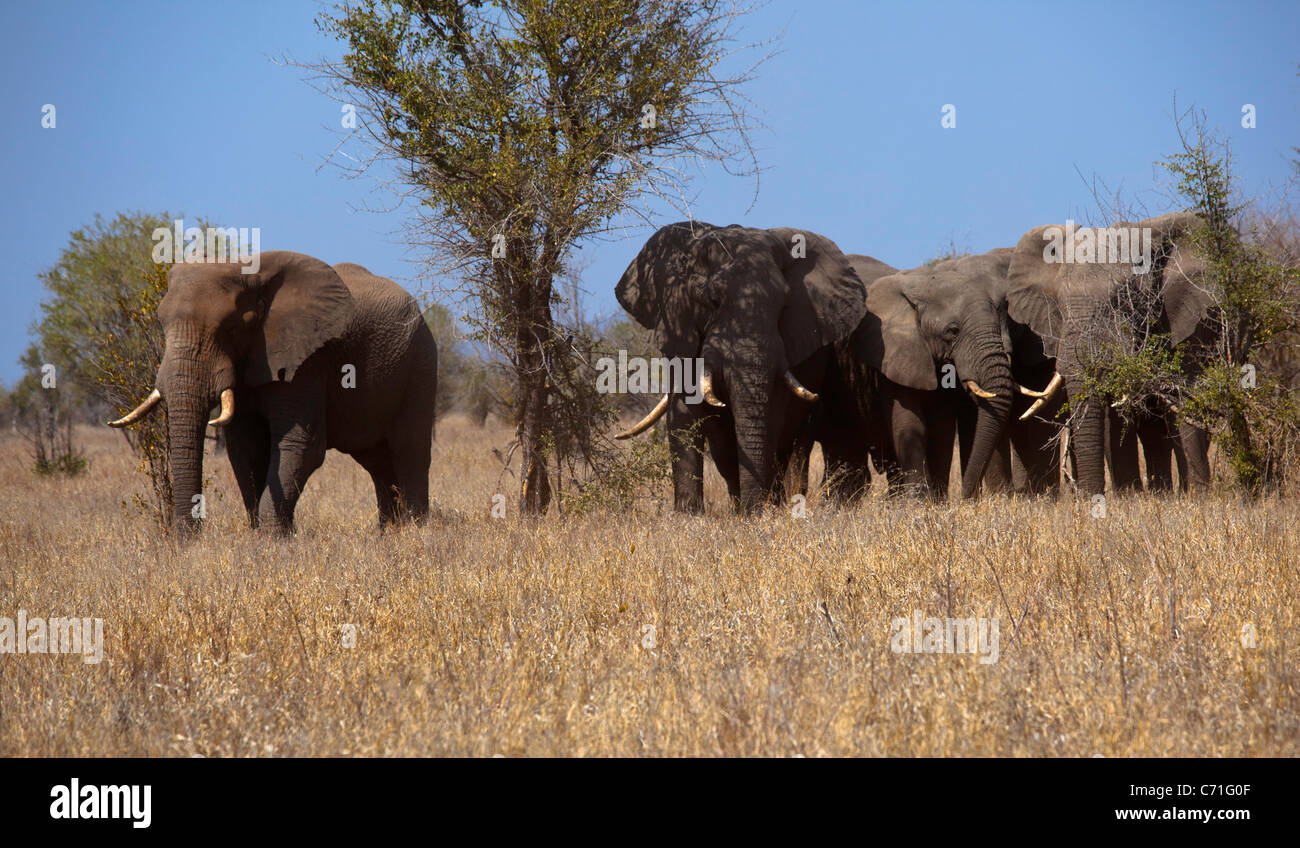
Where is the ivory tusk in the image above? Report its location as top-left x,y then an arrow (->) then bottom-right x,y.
1018,372 -> 1063,420
965,380 -> 997,399
107,389 -> 162,427
208,389 -> 236,427
1110,395 -> 1129,408
784,371 -> 819,402
614,394 -> 669,440
701,370 -> 725,407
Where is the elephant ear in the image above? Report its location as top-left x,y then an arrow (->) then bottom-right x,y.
1144,211 -> 1213,344
767,229 -> 871,367
615,221 -> 717,359
243,252 -> 357,385
859,270 -> 938,391
1006,224 -> 1066,358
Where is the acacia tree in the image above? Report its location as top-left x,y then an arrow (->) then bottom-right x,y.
308,0 -> 763,513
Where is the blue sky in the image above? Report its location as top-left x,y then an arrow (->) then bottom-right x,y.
1,0 -> 1296,384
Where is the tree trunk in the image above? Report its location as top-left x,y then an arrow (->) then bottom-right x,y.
516,266 -> 554,516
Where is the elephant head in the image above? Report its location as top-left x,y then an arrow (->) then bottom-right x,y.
109,251 -> 356,531
1006,212 -> 1211,494
615,222 -> 867,511
858,250 -> 1029,498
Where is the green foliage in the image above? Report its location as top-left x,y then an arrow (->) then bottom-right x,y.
559,427 -> 673,515
25,211 -> 189,523
96,261 -> 173,527
1156,111 -> 1300,493
31,211 -> 186,416
313,0 -> 760,512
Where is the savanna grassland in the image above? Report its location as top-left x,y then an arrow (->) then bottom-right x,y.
0,418 -> 1296,757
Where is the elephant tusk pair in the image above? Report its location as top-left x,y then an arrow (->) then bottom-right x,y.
613,369 -> 816,441
208,389 -> 236,427
1018,372 -> 1064,420
107,388 -> 163,427
106,388 -> 235,429
964,380 -> 997,399
784,371 -> 819,403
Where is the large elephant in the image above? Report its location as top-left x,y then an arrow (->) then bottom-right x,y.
795,250 -> 1051,501
786,255 -> 898,503
612,222 -> 868,514
109,252 -> 439,533
856,250 -> 1044,498
1006,211 -> 1213,496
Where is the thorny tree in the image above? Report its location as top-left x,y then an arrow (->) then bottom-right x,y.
306,0 -> 765,513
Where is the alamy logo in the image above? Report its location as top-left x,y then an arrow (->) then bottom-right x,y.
890,610 -> 1000,665
50,779 -> 151,828
151,217 -> 261,274
0,610 -> 103,664
595,351 -> 707,404
1041,220 -> 1152,274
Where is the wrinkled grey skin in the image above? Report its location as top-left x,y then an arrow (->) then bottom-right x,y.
787,256 -> 898,503
792,250 -> 1023,500
1006,212 -> 1213,496
860,251 -> 1021,498
615,222 -> 868,514
112,252 -> 438,533
967,254 -> 1063,495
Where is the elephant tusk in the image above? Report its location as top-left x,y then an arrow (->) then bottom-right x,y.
964,380 -> 997,399
784,371 -> 819,403
107,389 -> 162,427
1017,372 -> 1063,421
701,370 -> 725,407
208,389 -> 236,427
614,394 -> 670,440
1110,395 -> 1129,408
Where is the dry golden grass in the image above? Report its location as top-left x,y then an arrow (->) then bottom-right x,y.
0,418 -> 1296,756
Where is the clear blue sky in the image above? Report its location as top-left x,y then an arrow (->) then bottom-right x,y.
1,0 -> 1296,384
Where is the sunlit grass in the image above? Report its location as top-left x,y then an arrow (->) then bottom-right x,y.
0,420 -> 1295,756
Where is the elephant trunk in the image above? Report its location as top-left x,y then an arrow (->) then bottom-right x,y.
712,339 -> 776,515
1069,379 -> 1107,496
731,371 -> 775,514
956,335 -> 1016,498
159,331 -> 232,535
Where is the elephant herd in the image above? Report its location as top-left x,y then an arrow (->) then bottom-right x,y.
105,211 -> 1214,533
613,213 -> 1216,514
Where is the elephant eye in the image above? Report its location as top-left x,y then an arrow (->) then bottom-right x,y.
943,322 -> 960,341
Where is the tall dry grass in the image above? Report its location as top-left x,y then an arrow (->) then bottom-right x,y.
0,419 -> 1295,756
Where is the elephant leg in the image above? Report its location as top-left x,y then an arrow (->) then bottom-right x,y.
703,410 -> 741,507
1108,410 -> 1142,492
668,395 -> 705,513
925,408 -> 957,499
259,425 -> 327,533
891,390 -> 929,496
1009,417 -> 1060,495
1138,416 -> 1175,492
954,395 -> 976,479
352,444 -> 400,527
823,438 -> 871,504
387,413 -> 433,524
784,418 -> 815,500
981,438 -> 1014,495
224,412 -> 270,528
1179,422 -> 1211,491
